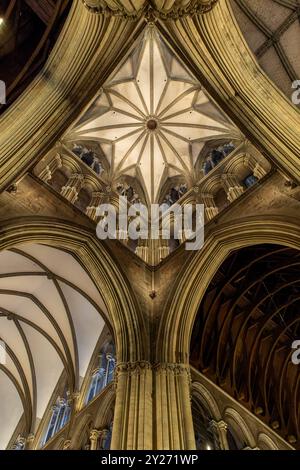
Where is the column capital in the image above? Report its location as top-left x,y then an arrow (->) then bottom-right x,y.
90,429 -> 101,441
115,361 -> 152,375
154,362 -> 191,378
25,433 -> 35,450
209,419 -> 228,432
63,439 -> 71,450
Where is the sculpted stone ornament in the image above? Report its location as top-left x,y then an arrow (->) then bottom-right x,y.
82,0 -> 218,19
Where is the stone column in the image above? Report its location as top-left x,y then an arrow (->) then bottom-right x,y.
111,362 -> 195,450
209,420 -> 229,450
222,174 -> 244,202
243,155 -> 267,180
61,174 -> 84,203
158,238 -> 170,261
154,364 -> 196,450
111,362 -> 153,450
200,193 -> 219,221
86,191 -> 105,221
89,429 -> 101,451
38,154 -> 62,183
135,239 -> 149,264
99,429 -> 110,449
25,433 -> 35,450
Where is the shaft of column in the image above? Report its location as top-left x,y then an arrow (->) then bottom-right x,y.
111,362 -> 152,450
154,364 -> 196,450
111,362 -> 195,450
89,430 -> 101,450
209,420 -> 229,450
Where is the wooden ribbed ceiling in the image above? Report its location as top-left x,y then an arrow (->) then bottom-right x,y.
190,244 -> 300,448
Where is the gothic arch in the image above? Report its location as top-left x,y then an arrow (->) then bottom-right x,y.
257,433 -> 278,451
94,384 -> 115,430
224,407 -> 256,449
0,216 -> 147,363
157,215 -> 300,362
70,413 -> 93,449
191,382 -> 222,421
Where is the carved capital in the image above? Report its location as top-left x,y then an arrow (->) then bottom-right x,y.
90,429 -> 101,441
63,439 -> 71,450
115,361 -> 151,375
154,363 -> 191,380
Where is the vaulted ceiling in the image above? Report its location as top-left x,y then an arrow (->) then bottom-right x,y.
231,0 -> 300,101
63,25 -> 241,204
0,243 -> 107,449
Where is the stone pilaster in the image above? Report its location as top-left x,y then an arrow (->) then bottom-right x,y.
86,191 -> 105,221
200,193 -> 219,221
222,174 -> 244,202
243,155 -> 267,180
38,154 -> 62,183
61,174 -> 84,203
136,238 -> 170,265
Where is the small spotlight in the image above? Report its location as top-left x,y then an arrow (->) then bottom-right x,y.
206,444 -> 211,450
0,18 -> 4,26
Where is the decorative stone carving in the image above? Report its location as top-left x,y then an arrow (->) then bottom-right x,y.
200,192 -> 219,220
63,439 -> 71,450
209,420 -> 229,450
243,155 -> 267,180
86,191 -> 105,221
25,433 -> 35,450
89,429 -> 101,450
82,0 -> 218,18
61,173 -> 85,204
222,174 -> 244,202
38,154 -> 62,183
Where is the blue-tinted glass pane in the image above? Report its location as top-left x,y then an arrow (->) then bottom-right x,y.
244,174 -> 258,188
